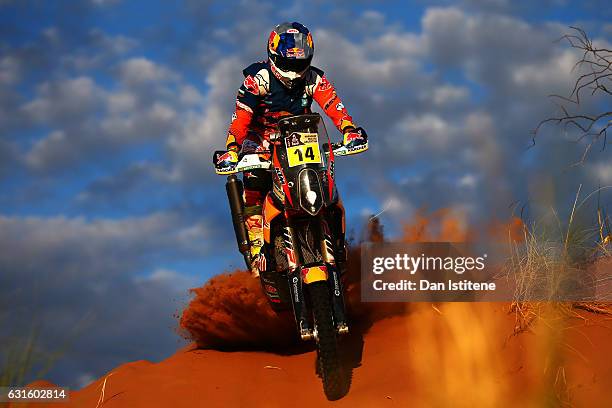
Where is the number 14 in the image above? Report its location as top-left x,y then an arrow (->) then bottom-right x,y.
294,146 -> 315,161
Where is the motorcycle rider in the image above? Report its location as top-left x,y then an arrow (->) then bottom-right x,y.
223,21 -> 367,271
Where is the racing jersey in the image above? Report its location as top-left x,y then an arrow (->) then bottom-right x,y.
225,61 -> 355,149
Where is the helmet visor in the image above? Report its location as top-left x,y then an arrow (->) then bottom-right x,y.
273,55 -> 312,74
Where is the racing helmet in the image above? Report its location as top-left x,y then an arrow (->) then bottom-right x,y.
267,22 -> 314,89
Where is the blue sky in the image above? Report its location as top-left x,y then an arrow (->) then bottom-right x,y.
1,0 -> 610,387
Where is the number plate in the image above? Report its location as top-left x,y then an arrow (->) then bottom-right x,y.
285,132 -> 322,167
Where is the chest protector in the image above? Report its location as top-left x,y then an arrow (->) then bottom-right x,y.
243,62 -> 322,134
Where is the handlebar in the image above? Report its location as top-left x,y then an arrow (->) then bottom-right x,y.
214,139 -> 367,175
238,149 -> 270,159
238,141 -> 344,159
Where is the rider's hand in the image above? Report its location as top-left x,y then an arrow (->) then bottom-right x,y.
342,127 -> 368,149
225,143 -> 240,163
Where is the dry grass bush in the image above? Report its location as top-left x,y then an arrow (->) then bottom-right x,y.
506,189 -> 611,334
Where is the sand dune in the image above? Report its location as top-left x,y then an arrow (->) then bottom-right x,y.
23,301 -> 612,407
19,215 -> 611,407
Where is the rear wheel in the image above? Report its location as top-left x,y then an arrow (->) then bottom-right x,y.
309,281 -> 343,400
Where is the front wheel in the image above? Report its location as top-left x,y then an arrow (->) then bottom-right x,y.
309,281 -> 344,400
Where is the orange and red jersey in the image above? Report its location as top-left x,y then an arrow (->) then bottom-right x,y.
225,61 -> 355,149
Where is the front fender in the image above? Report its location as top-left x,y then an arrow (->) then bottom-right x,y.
301,265 -> 329,284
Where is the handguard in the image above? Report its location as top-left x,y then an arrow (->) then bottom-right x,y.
324,140 -> 369,157
330,141 -> 368,156
235,153 -> 271,172
213,150 -> 238,175
325,127 -> 369,157
213,150 -> 271,175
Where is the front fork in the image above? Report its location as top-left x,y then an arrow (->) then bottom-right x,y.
321,219 -> 349,335
284,214 -> 349,341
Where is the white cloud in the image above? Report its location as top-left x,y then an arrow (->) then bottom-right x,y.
0,212 -> 210,273
25,130 -> 70,171
431,85 -> 470,106
397,113 -> 455,151
380,196 -> 414,219
20,67 -> 186,172
458,173 -> 478,188
589,162 -> 612,185
118,57 -> 177,85
107,91 -> 137,113
421,6 -> 555,87
179,85 -> 204,106
61,30 -> 137,71
463,112 -> 502,170
512,50 -> 577,90
0,56 -> 20,85
22,76 -> 103,123
365,31 -> 426,57
316,28 -> 424,89
136,268 -> 199,290
148,102 -> 176,123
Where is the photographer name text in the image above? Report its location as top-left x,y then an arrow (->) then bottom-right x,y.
370,253 -> 496,292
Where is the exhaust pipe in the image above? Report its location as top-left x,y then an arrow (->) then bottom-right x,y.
225,175 -> 252,271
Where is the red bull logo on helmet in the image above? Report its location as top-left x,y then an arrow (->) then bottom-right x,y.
287,47 -> 305,58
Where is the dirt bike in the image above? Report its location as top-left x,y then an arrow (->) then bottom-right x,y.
212,113 -> 367,399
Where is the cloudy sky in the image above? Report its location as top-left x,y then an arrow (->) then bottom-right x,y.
1,0 -> 610,387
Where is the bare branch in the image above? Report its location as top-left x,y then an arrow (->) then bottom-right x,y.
533,27 -> 611,163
